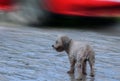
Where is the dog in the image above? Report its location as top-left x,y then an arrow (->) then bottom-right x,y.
52,35 -> 95,80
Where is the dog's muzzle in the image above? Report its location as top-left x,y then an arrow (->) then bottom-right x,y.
52,45 -> 54,48
52,45 -> 64,52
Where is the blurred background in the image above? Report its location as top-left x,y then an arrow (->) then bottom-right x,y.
0,0 -> 120,26
0,0 -> 40,25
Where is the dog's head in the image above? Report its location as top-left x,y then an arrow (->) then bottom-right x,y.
52,35 -> 71,52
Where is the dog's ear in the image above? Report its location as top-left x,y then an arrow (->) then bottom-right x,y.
61,36 -> 71,48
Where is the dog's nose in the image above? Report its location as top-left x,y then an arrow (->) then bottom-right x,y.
52,45 -> 54,47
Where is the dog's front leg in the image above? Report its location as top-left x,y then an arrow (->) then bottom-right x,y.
67,57 -> 75,74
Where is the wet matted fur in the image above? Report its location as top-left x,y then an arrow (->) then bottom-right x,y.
52,35 -> 95,80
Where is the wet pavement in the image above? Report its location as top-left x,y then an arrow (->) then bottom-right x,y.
0,24 -> 120,81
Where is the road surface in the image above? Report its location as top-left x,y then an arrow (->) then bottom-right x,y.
0,24 -> 120,81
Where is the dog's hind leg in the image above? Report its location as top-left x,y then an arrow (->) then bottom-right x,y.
88,52 -> 95,77
82,59 -> 87,75
76,61 -> 83,80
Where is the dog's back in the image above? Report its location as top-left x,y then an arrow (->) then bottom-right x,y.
70,40 -> 95,64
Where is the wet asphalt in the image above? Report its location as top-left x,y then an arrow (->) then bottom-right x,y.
0,22 -> 120,81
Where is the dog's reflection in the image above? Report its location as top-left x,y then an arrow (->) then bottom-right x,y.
69,74 -> 95,81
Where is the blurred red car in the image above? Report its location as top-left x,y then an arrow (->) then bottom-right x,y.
41,0 -> 120,17
0,0 -> 18,12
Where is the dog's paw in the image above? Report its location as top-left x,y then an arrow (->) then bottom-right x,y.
67,70 -> 74,74
90,73 -> 94,77
83,72 -> 87,75
76,77 -> 82,80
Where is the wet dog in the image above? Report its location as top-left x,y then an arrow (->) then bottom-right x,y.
52,35 -> 95,80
